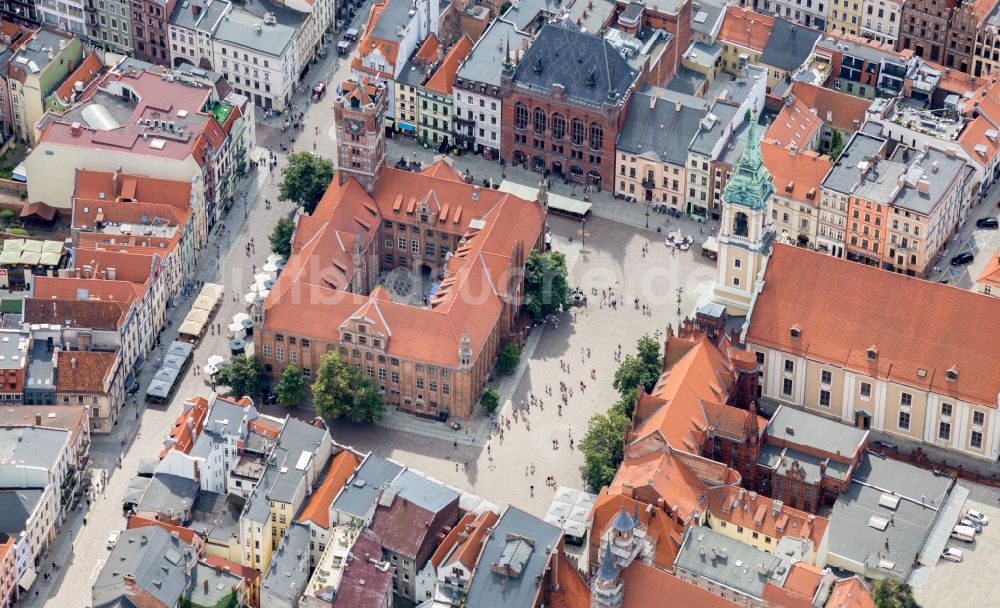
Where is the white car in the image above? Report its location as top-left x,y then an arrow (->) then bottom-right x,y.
107,530 -> 121,550
941,547 -> 964,562
966,509 -> 989,526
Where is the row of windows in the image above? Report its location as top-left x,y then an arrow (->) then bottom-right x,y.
512,104 -> 604,148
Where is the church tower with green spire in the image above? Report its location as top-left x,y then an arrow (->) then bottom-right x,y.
713,114 -> 775,314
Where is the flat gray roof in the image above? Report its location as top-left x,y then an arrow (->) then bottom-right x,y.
212,8 -> 296,57
391,469 -> 460,514
261,522 -> 312,601
465,506 -> 562,608
186,562 -> 242,607
827,454 -> 953,580
618,92 -> 705,163
26,328 -> 59,392
822,130 -> 886,194
690,101 -> 739,156
332,452 -> 404,521
0,426 -> 69,471
0,489 -> 43,536
855,161 -> 905,202
888,146 -> 968,215
691,0 -> 726,36
766,406 -> 869,459
269,418 -> 327,504
457,20 -> 532,88
93,527 -> 195,608
675,526 -> 791,598
136,473 -> 199,521
760,18 -> 821,72
371,0 -> 419,41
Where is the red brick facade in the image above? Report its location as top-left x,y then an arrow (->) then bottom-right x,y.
131,0 -> 176,65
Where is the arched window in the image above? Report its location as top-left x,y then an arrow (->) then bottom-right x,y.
571,118 -> 584,145
514,102 -> 528,129
589,122 -> 604,150
551,113 -> 566,140
533,107 -> 546,134
734,212 -> 749,237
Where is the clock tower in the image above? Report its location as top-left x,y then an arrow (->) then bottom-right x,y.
334,78 -> 387,194
713,115 -> 775,314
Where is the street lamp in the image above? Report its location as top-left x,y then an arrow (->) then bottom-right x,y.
675,286 -> 684,316
581,219 -> 587,249
645,200 -> 650,229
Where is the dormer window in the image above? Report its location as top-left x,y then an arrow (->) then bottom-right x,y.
790,326 -> 801,340
867,346 -> 878,361
946,367 -> 958,382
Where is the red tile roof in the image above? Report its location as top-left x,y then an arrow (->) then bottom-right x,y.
590,494 -> 684,571
767,97 -> 821,151
762,562 -> 823,608
629,333 -> 738,454
33,276 -> 142,304
706,486 -> 828,550
330,528 -> 394,608
297,450 -> 361,529
547,554 -> 591,608
623,562 -> 739,608
74,170 -> 193,210
425,35 -> 473,95
203,555 -> 260,584
264,165 -> 544,367
747,244 -> 1000,407
55,350 -> 117,394
429,509 -> 498,571
761,139 -> 831,207
160,396 -> 209,459
414,34 -> 440,63
826,576 -> 875,608
788,82 -> 872,133
126,515 -> 199,547
55,53 -> 104,103
23,297 -> 125,330
719,6 -> 774,52
72,248 -> 157,285
976,245 -> 1000,291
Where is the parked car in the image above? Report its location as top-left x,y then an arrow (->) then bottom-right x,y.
941,547 -> 964,562
977,217 -> 999,229
873,439 -> 896,450
311,82 -> 327,101
263,391 -> 277,405
959,517 -> 983,533
107,530 -> 121,550
966,509 -> 989,526
951,525 -> 977,542
950,252 -> 975,266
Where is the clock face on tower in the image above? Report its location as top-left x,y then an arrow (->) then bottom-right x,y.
347,119 -> 364,134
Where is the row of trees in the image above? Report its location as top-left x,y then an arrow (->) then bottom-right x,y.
213,352 -> 385,423
579,335 -> 662,492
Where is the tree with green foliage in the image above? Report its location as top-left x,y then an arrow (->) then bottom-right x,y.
278,152 -> 335,214
275,365 -> 306,406
828,128 -> 846,160
311,352 -> 386,422
214,355 -> 262,398
480,388 -> 500,413
497,343 -> 521,375
269,217 -> 295,257
179,591 -> 238,608
612,335 -> 662,398
524,250 -> 572,319
579,409 -> 630,492
610,388 -> 638,419
872,580 -> 919,608
744,108 -> 752,124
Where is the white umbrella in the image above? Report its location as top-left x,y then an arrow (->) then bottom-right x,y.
244,291 -> 269,306
228,322 -> 246,339
250,282 -> 267,294
266,254 -> 285,264
232,312 -> 250,324
207,355 -> 226,367
203,363 -> 218,376
262,261 -> 279,273
254,272 -> 274,284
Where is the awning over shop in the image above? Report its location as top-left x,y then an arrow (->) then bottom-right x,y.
166,341 -> 193,359
178,319 -> 205,338
200,282 -> 225,301
186,308 -> 211,324
145,378 -> 172,399
19,567 -> 37,591
397,121 -> 415,132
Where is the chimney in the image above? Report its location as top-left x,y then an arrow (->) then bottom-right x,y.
71,357 -> 77,370
204,579 -> 209,592
112,170 -> 120,197
674,99 -> 681,112
917,179 -> 930,193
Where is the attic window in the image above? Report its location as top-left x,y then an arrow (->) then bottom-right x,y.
784,181 -> 794,193
946,368 -> 958,382
789,326 -> 801,340
867,346 -> 878,361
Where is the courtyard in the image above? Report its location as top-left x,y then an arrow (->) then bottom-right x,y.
326,211 -> 720,520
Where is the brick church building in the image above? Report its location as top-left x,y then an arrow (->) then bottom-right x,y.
254,78 -> 546,420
